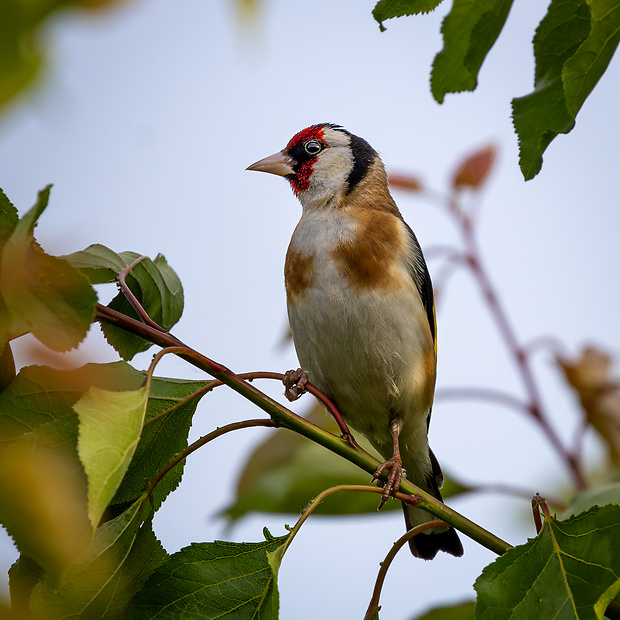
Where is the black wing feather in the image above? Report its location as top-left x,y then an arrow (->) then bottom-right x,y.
403,223 -> 435,346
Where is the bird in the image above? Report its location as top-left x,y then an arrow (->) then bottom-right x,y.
247,123 -> 463,560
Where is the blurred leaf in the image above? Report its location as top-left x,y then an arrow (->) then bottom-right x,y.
452,144 -> 497,190
112,376 -> 209,517
562,482 -> 620,518
0,438 -> 92,585
126,529 -> 286,619
0,342 -> 15,391
431,0 -> 514,103
0,0 -> 132,109
0,188 -> 15,353
8,555 -> 44,615
512,0 -> 620,180
475,504 -> 620,619
29,498 -> 159,619
75,385 -> 148,528
411,600 -> 475,619
373,0 -> 446,30
0,361 -> 203,525
0,597 -> 41,620
224,405 -> 470,521
0,187 -> 19,248
65,245 -> 184,360
236,0 -> 260,23
388,172 -> 425,192
557,346 -> 620,466
0,186 -> 97,351
0,361 -> 142,452
223,406 -> 394,520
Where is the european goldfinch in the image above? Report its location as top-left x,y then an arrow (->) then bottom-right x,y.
248,124 -> 463,559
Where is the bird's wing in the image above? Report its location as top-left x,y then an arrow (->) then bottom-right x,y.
403,223 -> 436,353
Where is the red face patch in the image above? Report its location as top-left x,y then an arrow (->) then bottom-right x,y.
285,125 -> 328,196
286,125 -> 326,151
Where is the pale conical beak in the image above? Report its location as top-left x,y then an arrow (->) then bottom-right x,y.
246,150 -> 295,177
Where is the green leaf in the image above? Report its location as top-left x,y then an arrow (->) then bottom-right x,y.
64,245 -> 184,360
223,407 -> 393,520
563,0 -> 620,117
0,341 -> 15,391
77,520 -> 168,620
0,186 -> 98,351
430,0 -> 514,103
62,244 -> 135,285
0,187 -> 19,249
28,498 -> 159,619
0,361 -> 142,451
0,437 -> 92,584
562,482 -> 620,518
112,376 -> 209,516
412,600 -> 475,619
8,555 -> 44,614
0,363 -> 150,580
127,529 -> 286,619
75,385 -> 148,528
0,362 -> 202,525
475,504 -> 620,619
512,0 -> 620,180
0,187 -> 14,351
372,0 -> 446,30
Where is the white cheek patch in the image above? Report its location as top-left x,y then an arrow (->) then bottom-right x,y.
299,146 -> 354,209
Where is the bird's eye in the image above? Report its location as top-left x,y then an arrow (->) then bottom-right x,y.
304,140 -> 323,155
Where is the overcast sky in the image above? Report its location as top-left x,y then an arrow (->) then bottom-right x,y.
0,1 -> 618,618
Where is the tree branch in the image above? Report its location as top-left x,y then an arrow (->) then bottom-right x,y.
94,303 -> 511,556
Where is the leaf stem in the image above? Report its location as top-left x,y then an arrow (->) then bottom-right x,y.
117,255 -> 169,332
280,485 -> 391,558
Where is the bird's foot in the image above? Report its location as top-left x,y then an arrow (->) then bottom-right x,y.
372,455 -> 404,510
283,368 -> 309,402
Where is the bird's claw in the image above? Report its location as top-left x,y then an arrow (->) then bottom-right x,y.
283,368 -> 309,402
372,456 -> 403,510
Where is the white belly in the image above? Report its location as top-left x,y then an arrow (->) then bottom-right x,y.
286,209 -> 435,469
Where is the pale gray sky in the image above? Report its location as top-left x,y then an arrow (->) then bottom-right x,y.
1,1 -> 618,617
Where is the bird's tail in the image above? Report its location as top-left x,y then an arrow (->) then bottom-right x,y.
403,449 -> 463,560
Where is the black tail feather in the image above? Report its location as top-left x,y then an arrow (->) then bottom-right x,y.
404,506 -> 464,560
403,447 -> 464,560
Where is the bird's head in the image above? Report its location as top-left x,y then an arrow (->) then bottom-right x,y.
247,123 -> 380,210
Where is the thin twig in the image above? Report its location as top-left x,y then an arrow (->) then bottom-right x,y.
95,304 -> 512,556
532,495 -> 543,534
233,371 -> 358,448
467,483 -> 569,511
522,335 -> 569,360
143,382 -> 217,427
455,209 -> 586,489
436,386 -> 531,416
144,418 -> 276,504
364,519 -> 451,620
118,255 -> 168,332
280,484 -> 422,559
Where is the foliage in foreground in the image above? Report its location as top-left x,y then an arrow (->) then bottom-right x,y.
2,147 -> 620,619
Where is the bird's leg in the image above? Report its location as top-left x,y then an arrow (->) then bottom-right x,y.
283,368 -> 309,401
373,418 -> 404,510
